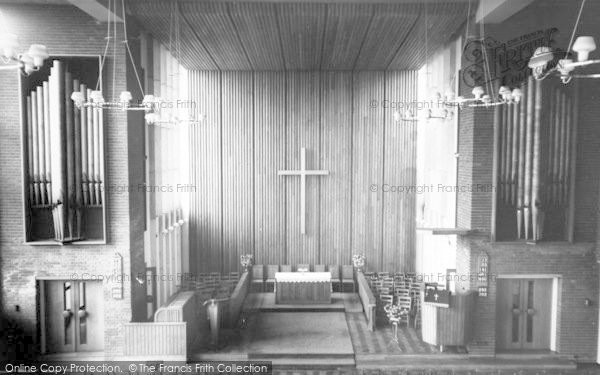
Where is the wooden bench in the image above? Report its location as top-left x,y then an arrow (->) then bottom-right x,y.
357,272 -> 377,331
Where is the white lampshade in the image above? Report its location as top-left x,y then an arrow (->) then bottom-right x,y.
90,90 -> 105,104
27,44 -> 48,68
572,36 -> 596,62
119,91 -> 132,103
145,113 -> 158,124
19,53 -> 35,75
0,33 -> 19,59
528,47 -> 554,69
71,91 -> 85,108
512,88 -> 523,102
472,86 -> 485,99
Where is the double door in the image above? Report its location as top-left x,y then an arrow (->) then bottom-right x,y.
496,278 -> 553,351
42,280 -> 104,353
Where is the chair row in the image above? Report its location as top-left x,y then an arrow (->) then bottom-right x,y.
250,264 -> 356,292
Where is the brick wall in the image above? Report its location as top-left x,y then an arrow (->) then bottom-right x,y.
0,4 -> 145,358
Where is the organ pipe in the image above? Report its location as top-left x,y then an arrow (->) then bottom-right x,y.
25,60 -> 104,242
495,78 -> 576,241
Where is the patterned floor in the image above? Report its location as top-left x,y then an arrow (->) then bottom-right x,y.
345,312 -> 437,355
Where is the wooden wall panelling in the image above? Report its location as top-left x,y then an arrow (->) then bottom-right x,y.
352,72 -> 385,271
319,71 -> 353,265
254,72 -> 287,265
286,72 -> 321,266
383,71 -> 417,272
222,72 -> 254,273
189,71 -> 222,273
228,3 -> 284,71
277,4 -> 327,70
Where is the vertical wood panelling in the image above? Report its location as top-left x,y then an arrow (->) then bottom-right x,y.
254,72 -> 287,265
222,72 -> 254,273
352,72 -> 385,271
188,71 -> 418,273
189,71 -> 222,273
320,72 -> 352,265
383,71 -> 418,272
285,72 -> 321,266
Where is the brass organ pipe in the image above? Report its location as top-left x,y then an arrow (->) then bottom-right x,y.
37,86 -> 47,205
31,90 -> 40,206
524,76 -> 534,240
80,84 -> 88,206
532,79 -> 542,241
43,82 -> 52,204
517,82 -> 527,239
27,96 -> 34,206
93,105 -> 100,205
65,71 -> 74,239
511,101 -> 519,206
505,103 -> 513,204
73,79 -> 82,239
87,88 -> 94,205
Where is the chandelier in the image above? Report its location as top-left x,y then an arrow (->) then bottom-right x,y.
70,0 -> 156,113
0,11 -> 49,76
528,0 -> 597,84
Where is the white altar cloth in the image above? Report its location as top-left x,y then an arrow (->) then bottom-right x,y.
274,272 -> 331,283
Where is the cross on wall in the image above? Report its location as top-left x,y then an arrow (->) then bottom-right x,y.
278,148 -> 329,234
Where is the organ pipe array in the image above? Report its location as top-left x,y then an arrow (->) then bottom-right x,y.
25,60 -> 104,242
496,76 -> 576,241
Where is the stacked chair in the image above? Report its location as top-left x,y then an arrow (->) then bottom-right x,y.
251,264 -> 264,292
366,271 -> 424,330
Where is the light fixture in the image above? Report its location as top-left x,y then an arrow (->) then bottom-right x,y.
527,0 -> 600,84
572,35 -> 596,62
71,0 -> 153,113
0,30 -> 49,76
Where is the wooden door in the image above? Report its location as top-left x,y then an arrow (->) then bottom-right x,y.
496,279 -> 553,351
43,280 -> 104,353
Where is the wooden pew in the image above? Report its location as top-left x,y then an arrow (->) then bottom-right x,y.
357,272 -> 377,331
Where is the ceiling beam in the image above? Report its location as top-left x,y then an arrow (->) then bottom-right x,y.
66,0 -> 122,22
475,0 -> 535,24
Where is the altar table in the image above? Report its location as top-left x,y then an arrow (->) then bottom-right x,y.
274,272 -> 332,304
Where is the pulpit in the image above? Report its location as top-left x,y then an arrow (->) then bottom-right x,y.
274,272 -> 332,304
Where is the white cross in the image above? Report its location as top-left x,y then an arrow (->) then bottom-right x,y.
278,147 -> 329,234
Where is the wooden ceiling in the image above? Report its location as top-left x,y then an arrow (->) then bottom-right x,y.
128,0 -> 469,71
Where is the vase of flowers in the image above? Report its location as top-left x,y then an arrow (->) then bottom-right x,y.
240,254 -> 253,273
352,254 -> 366,272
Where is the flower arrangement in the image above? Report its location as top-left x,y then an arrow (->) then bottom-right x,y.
352,254 -> 366,271
240,254 -> 253,272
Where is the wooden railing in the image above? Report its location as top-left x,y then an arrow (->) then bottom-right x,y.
357,272 -> 377,331
154,291 -> 199,350
225,272 -> 250,328
123,322 -> 186,360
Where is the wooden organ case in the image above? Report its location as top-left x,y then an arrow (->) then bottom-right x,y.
21,56 -> 107,244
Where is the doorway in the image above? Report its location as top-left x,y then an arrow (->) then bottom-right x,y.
40,280 -> 104,354
496,278 -> 554,351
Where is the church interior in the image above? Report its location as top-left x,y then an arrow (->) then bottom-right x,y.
1,0 -> 600,373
